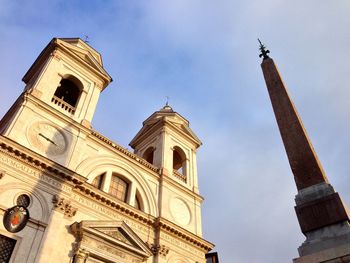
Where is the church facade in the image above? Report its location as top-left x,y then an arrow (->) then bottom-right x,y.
0,38 -> 213,263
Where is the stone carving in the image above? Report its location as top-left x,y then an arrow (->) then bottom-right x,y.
148,243 -> 169,257
98,228 -> 131,245
52,195 -> 77,217
73,248 -> 89,263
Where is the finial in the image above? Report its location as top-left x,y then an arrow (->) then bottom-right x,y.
84,35 -> 90,43
258,38 -> 270,60
161,96 -> 173,112
165,96 -> 169,106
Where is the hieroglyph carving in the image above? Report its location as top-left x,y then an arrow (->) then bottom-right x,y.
52,195 -> 77,217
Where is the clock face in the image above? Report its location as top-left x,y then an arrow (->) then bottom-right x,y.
27,122 -> 67,155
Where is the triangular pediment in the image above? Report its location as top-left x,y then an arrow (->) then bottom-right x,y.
71,220 -> 152,260
92,227 -> 136,247
22,38 -> 112,89
130,113 -> 202,149
58,38 -> 102,64
57,39 -> 111,80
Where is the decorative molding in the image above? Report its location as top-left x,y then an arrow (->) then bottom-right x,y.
30,89 -> 43,98
51,50 -> 62,60
148,243 -> 169,257
52,195 -> 77,217
0,136 -> 213,252
81,119 -> 91,129
156,218 -> 213,253
173,169 -> 187,183
98,228 -> 131,245
0,137 -> 86,186
91,131 -> 160,173
71,221 -> 152,262
73,248 -> 89,263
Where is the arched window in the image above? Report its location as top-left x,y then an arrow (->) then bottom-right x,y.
91,173 -> 104,189
143,147 -> 155,164
173,146 -> 186,175
109,174 -> 129,202
134,191 -> 143,211
52,76 -> 82,113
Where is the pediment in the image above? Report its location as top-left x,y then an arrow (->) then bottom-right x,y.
22,38 -> 112,89
130,117 -> 201,149
71,220 -> 152,261
57,39 -> 111,79
92,226 -> 136,247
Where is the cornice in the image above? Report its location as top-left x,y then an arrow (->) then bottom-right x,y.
22,94 -> 161,177
4,93 -> 163,179
155,217 -> 214,253
73,183 -> 156,226
164,120 -> 202,148
57,38 -> 103,65
0,135 -> 155,225
0,135 -> 212,251
130,118 -> 201,150
0,93 -> 25,132
22,38 -> 112,90
90,131 -> 203,199
129,119 -> 164,148
24,93 -> 93,136
54,45 -> 111,89
90,131 -> 161,174
0,135 -> 86,185
161,171 -> 204,202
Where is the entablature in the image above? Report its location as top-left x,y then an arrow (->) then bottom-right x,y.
71,220 -> 152,262
156,217 -> 214,253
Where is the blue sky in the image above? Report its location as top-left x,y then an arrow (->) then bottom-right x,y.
1,1 -> 350,262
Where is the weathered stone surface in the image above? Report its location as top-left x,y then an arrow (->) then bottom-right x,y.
261,58 -> 328,190
295,193 -> 350,233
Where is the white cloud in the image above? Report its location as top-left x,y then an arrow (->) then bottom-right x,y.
1,1 -> 350,262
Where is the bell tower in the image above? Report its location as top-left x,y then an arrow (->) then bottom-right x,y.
130,104 -> 204,235
0,38 -> 112,166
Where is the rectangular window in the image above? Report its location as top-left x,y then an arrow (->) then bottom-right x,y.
0,234 -> 16,263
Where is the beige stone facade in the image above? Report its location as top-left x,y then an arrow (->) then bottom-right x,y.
0,38 -> 213,263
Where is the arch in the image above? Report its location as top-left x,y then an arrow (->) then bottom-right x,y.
134,190 -> 144,212
53,75 -> 83,108
76,155 -> 158,216
0,182 -> 50,223
142,147 -> 155,164
91,173 -> 104,189
173,146 -> 186,174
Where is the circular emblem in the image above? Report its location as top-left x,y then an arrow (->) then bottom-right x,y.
27,122 -> 67,155
170,198 -> 191,226
3,205 -> 30,233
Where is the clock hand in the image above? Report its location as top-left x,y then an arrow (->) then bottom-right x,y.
38,133 -> 57,146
